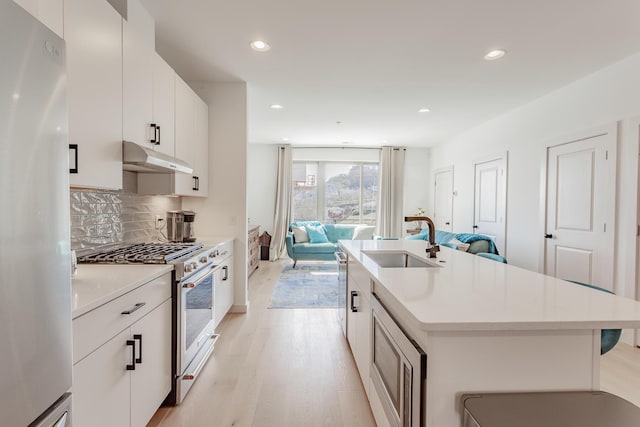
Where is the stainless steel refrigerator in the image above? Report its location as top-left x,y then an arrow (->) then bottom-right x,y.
0,2 -> 72,426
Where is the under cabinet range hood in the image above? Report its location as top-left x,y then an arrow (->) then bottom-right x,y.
122,141 -> 193,174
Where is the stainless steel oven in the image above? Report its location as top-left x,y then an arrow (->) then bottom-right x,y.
177,262 -> 221,403
371,293 -> 426,427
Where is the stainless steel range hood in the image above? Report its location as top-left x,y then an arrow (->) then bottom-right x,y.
122,141 -> 193,174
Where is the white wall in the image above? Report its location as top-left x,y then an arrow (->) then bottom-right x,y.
247,144 -> 279,235
403,147 -> 431,219
429,52 -> 640,311
183,82 -> 249,313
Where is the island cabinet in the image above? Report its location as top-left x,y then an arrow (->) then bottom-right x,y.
65,0 -> 123,190
346,257 -> 372,399
72,272 -> 172,427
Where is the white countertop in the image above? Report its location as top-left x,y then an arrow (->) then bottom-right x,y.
339,239 -> 640,331
197,236 -> 235,247
71,264 -> 173,319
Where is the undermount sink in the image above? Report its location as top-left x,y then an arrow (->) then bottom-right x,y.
362,250 -> 440,268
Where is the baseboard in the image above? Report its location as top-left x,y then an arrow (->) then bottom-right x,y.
230,303 -> 249,313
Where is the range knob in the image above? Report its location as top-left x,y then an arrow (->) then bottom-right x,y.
200,256 -> 208,263
191,262 -> 198,270
208,252 -> 215,258
184,264 -> 193,273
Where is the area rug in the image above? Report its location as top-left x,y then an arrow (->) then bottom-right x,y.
268,261 -> 340,308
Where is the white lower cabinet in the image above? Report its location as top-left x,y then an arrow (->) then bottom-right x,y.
73,276 -> 171,427
346,260 -> 372,398
214,254 -> 234,327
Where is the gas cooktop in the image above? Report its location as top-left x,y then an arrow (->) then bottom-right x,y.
77,243 -> 204,264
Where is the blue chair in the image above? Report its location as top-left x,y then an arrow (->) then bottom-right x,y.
567,280 -> 622,355
476,252 -> 508,264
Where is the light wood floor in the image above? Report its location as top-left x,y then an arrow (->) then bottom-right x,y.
148,259 -> 376,427
149,259 -> 640,426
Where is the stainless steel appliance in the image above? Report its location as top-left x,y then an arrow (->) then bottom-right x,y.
78,241 -> 230,405
167,210 -> 184,242
371,293 -> 426,427
182,210 -> 196,242
335,251 -> 347,336
0,2 -> 73,426
462,391 -> 640,427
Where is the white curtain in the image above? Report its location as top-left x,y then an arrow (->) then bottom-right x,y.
377,146 -> 406,238
269,145 -> 292,261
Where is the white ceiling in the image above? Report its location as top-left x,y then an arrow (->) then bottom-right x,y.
141,0 -> 640,147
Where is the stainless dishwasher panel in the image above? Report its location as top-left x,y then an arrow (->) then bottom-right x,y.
462,391 -> 640,427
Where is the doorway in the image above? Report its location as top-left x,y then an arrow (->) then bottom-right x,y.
473,154 -> 507,255
543,124 -> 616,289
434,166 -> 454,232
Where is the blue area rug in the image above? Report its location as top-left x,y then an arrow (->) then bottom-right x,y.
268,261 -> 340,308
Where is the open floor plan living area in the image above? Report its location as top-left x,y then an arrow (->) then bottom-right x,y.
5,0 -> 640,426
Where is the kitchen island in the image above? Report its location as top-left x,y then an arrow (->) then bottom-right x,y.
339,239 -> 640,426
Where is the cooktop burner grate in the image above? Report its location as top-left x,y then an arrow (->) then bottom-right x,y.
78,243 -> 204,264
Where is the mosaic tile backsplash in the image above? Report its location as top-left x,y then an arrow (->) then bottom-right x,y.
70,189 -> 181,254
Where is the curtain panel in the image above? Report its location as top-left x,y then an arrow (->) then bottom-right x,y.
377,146 -> 406,238
269,145 -> 292,261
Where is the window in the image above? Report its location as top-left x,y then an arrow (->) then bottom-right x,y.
293,161 -> 379,225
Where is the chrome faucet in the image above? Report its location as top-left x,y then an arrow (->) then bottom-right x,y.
405,215 -> 440,258
422,217 -> 440,258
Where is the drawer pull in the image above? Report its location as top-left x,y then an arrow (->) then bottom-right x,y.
121,302 -> 146,315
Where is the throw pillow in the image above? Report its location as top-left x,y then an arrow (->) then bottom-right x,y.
306,224 -> 329,243
450,237 -> 470,252
292,226 -> 309,243
352,225 -> 375,240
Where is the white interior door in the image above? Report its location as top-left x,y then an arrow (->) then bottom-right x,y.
544,129 -> 616,289
434,168 -> 454,232
473,156 -> 507,255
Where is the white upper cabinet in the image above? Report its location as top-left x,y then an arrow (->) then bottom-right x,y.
123,18 -> 154,150
194,95 -> 209,197
13,0 -> 63,38
65,0 -> 123,190
152,53 -> 176,157
174,76 -> 196,195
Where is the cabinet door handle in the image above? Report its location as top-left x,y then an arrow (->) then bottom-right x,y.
133,334 -> 142,364
121,302 -> 145,315
150,123 -> 158,144
196,176 -> 200,191
222,265 -> 228,281
472,225 -> 479,229
192,176 -> 198,191
350,291 -> 359,312
126,340 -> 136,370
157,125 -> 161,145
544,233 -> 553,239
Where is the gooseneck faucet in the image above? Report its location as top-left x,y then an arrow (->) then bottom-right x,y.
405,216 -> 440,258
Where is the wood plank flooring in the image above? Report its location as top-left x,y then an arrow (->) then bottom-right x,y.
149,258 -> 640,426
148,259 -> 375,427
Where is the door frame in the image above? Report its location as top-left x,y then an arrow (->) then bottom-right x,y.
433,165 -> 454,231
537,122 -> 618,275
472,151 -> 509,255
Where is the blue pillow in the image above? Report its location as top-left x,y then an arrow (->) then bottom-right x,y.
306,224 -> 329,243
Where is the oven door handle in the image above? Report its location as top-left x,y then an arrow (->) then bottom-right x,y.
182,265 -> 215,288
182,334 -> 220,380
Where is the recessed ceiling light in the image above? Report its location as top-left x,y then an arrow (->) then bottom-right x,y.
12,93 -> 20,100
282,138 -> 289,141
418,108 -> 430,113
484,49 -> 506,61
250,40 -> 270,52
270,104 -> 283,109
